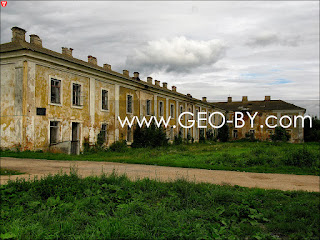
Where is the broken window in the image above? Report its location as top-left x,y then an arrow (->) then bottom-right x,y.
127,95 -> 133,113
51,78 -> 61,104
102,89 -> 108,110
146,100 -> 151,115
180,105 -> 183,114
72,83 -> 81,106
50,121 -> 59,144
159,101 -> 164,116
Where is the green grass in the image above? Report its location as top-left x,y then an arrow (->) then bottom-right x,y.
1,171 -> 319,239
0,168 -> 24,176
1,142 -> 319,175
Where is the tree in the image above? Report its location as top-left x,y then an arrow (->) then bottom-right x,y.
304,116 -> 320,142
271,126 -> 290,142
217,123 -> 229,142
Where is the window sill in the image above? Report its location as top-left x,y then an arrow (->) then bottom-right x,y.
49,103 -> 62,107
72,105 -> 83,109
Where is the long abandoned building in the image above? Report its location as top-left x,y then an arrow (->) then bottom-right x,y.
0,27 -> 305,154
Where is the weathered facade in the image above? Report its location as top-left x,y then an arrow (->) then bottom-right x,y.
1,27 -> 223,153
212,96 -> 306,143
1,27 -> 306,153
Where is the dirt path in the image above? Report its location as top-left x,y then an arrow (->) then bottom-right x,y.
1,157 -> 319,192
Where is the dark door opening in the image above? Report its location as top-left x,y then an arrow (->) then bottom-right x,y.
71,122 -> 80,154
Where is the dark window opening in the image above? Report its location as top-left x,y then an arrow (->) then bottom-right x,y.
72,83 -> 81,106
50,121 -> 59,144
51,79 -> 61,104
102,90 -> 108,110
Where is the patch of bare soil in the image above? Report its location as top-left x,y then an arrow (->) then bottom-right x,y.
1,157 -> 319,192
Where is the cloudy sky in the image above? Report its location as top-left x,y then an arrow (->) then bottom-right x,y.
1,1 -> 319,116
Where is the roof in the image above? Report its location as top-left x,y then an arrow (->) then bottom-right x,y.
211,100 -> 305,112
0,41 -> 215,107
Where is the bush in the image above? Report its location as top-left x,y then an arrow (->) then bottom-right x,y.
283,147 -> 318,167
109,140 -> 127,152
173,132 -> 183,145
245,131 -> 256,142
131,122 -> 168,148
304,117 -> 320,142
206,129 -> 215,141
217,123 -> 229,142
271,126 -> 290,142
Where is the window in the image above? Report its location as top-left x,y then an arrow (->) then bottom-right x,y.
50,121 -> 59,144
99,124 -> 107,143
50,78 -> 61,104
233,130 -> 238,139
127,95 -> 133,113
146,100 -> 151,116
159,101 -> 164,116
127,126 -> 132,142
180,105 -> 183,114
101,90 -> 108,110
196,110 -> 199,121
170,104 -> 175,118
72,83 -> 81,106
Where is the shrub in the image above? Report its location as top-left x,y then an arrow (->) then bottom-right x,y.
271,126 -> 290,142
245,131 -> 256,142
206,129 -> 215,141
217,123 -> 229,142
304,117 -> 320,142
131,122 -> 168,148
173,132 -> 183,145
283,147 -> 318,167
109,140 -> 127,152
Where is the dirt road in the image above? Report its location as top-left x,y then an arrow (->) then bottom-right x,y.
1,157 -> 319,192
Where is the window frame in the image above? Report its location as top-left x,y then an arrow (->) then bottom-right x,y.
49,120 -> 61,145
101,88 -> 109,112
49,76 -> 63,106
146,99 -> 151,116
71,82 -> 83,109
126,94 -> 133,114
170,103 -> 175,119
159,101 -> 164,117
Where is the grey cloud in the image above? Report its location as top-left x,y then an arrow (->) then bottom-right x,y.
246,32 -> 301,47
125,37 -> 227,73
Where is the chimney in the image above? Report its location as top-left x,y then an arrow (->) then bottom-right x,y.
62,47 -> 73,57
133,72 -> 140,80
172,86 -> 177,92
29,34 -> 42,47
202,97 -> 207,102
162,82 -> 167,88
187,93 -> 192,98
155,80 -> 160,86
242,96 -> 248,102
11,27 -> 26,42
103,64 -> 111,71
147,77 -> 153,84
265,96 -> 271,101
228,97 -> 232,103
123,70 -> 129,77
88,55 -> 97,65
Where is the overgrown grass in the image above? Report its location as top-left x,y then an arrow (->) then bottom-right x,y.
0,168 -> 24,176
1,171 -> 319,239
1,142 -> 319,175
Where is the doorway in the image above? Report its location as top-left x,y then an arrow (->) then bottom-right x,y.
71,122 -> 80,154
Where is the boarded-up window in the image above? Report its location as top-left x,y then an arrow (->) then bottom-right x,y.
72,83 -> 81,106
102,90 -> 108,110
127,95 -> 133,113
50,121 -> 59,144
51,79 -> 61,104
146,100 -> 151,115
